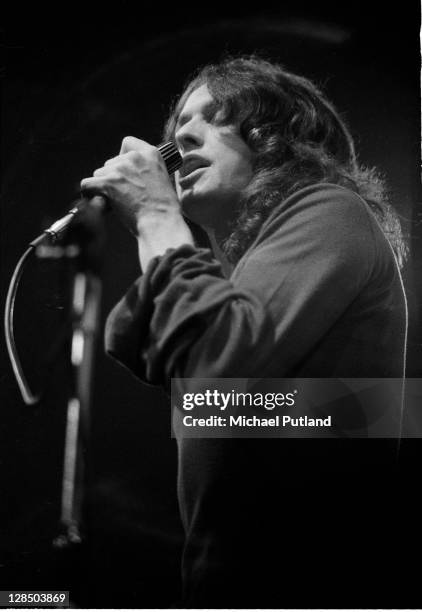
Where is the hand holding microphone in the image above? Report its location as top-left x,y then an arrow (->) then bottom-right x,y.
80,137 -> 183,237
41,140 -> 182,246
80,137 -> 194,270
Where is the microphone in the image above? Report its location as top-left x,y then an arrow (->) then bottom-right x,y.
32,141 -> 182,246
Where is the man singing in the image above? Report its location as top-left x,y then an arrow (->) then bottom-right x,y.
81,56 -> 407,608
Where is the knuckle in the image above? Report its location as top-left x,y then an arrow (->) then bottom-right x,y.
121,135 -> 136,148
121,136 -> 154,157
121,135 -> 146,155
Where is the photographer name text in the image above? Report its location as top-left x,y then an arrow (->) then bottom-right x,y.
182,414 -> 332,428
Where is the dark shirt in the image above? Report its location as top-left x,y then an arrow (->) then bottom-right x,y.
105,184 -> 407,607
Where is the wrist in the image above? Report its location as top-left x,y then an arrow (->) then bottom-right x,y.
136,208 -> 183,237
136,209 -> 195,270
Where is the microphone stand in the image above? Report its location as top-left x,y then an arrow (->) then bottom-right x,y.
49,195 -> 106,549
5,141 -> 182,552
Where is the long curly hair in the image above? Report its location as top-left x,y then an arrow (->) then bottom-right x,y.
164,55 -> 407,267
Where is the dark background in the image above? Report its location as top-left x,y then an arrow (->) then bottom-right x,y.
1,1 -> 421,607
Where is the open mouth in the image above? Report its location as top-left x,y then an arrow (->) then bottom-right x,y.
179,155 -> 210,179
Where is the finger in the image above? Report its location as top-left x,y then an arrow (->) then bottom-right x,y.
103,151 -> 139,168
90,165 -> 121,180
93,166 -> 109,177
104,153 -> 129,167
92,165 -> 123,178
104,156 -> 120,167
80,176 -> 110,195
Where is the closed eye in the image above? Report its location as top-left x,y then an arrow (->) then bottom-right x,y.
176,100 -> 220,131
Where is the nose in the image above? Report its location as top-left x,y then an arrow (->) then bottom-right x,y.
175,118 -> 204,153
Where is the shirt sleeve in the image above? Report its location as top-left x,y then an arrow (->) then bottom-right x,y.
104,184 -> 382,385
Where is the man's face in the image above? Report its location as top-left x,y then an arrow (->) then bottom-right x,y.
174,84 -> 254,230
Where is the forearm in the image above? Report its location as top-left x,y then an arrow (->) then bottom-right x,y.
136,210 -> 195,271
105,245 -> 276,385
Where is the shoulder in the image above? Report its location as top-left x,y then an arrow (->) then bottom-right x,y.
243,182 -> 378,252
263,182 -> 377,235
235,182 -> 394,285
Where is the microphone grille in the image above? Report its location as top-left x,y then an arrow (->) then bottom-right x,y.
158,141 -> 182,174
